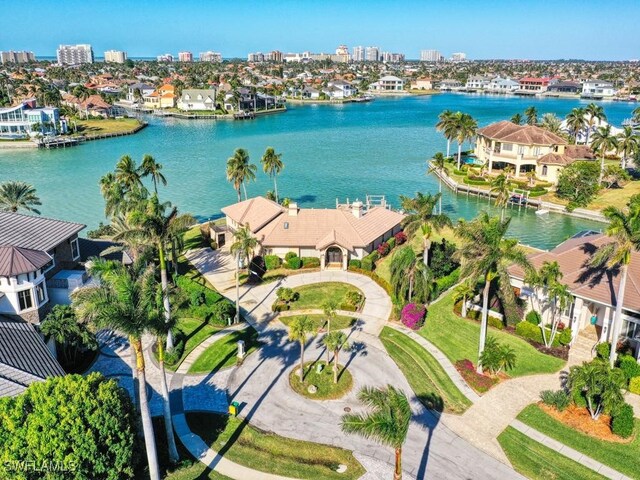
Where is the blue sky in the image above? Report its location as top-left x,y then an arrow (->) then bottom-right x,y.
2,0 -> 639,60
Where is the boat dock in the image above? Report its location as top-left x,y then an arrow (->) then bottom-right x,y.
37,137 -> 79,149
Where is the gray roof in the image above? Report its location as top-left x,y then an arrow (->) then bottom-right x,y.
180,88 -> 217,102
0,212 -> 85,252
78,238 -> 132,265
0,245 -> 52,276
0,316 -> 64,395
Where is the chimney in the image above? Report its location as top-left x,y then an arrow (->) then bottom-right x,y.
288,202 -> 298,216
351,200 -> 363,218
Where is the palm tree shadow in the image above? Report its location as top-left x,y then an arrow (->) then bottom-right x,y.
411,397 -> 441,479
576,242 -> 620,305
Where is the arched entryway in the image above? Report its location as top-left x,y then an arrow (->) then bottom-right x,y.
326,246 -> 343,266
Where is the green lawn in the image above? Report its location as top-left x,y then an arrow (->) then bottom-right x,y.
280,314 -> 356,332
290,361 -> 353,400
188,326 -> 261,374
420,292 -> 565,377
497,426 -> 607,480
291,282 -> 362,310
183,224 -> 209,250
517,404 -> 640,478
74,118 -> 142,135
164,317 -> 224,372
187,412 -> 365,479
164,463 -> 232,480
380,327 -> 471,413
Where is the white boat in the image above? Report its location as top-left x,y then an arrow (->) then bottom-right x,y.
535,209 -> 550,215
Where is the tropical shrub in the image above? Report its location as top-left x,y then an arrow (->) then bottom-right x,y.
488,316 -> 504,330
558,328 -> 573,346
287,256 -> 302,269
347,266 -> 393,296
629,376 -> 640,395
617,354 -> 640,381
344,291 -> 364,309
556,161 -> 601,208
515,321 -> 561,347
611,403 -> 635,438
164,328 -> 186,365
276,287 -> 296,303
596,342 -> 611,360
429,239 -> 459,278
540,389 -> 571,412
569,359 -> 626,419
301,257 -> 320,268
211,299 -> 236,326
401,303 -> 426,330
272,302 -> 290,313
377,242 -> 391,256
386,237 -> 396,250
526,310 -> 541,325
394,231 -> 407,245
348,259 -> 361,269
369,251 -> 380,262
264,254 -> 282,270
455,359 -> 498,393
361,253 -> 376,271
285,252 -> 298,262
479,336 -> 517,374
431,268 -> 460,300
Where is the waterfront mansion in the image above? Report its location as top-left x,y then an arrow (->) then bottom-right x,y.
475,120 -> 594,184
221,196 -> 404,269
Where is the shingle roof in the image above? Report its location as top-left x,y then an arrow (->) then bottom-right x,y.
0,316 -> 65,393
477,121 -> 567,146
0,212 -> 85,252
508,234 -> 640,312
0,245 -> 52,276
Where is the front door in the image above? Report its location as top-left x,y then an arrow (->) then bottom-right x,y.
326,247 -> 343,265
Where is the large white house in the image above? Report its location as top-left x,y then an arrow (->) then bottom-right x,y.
323,80 -> 357,99
581,80 -> 617,99
0,101 -> 61,138
487,77 -> 520,94
369,75 -> 404,92
177,88 -> 218,111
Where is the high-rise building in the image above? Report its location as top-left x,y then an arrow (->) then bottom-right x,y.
157,53 -> 173,62
420,50 -> 442,62
247,52 -> 265,62
104,50 -> 127,63
365,46 -> 380,62
56,44 -> 94,65
0,50 -> 36,64
178,51 -> 193,62
268,50 -> 283,62
352,46 -> 364,62
451,52 -> 467,62
200,51 -> 222,62
381,52 -> 405,63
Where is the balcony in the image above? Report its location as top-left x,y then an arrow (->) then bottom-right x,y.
46,270 -> 96,305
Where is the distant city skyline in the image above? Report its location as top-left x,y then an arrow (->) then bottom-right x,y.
1,0 -> 639,60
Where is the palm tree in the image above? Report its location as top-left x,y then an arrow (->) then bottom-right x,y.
584,103 -> 606,145
435,110 -> 456,158
591,125 -> 619,184
140,155 -> 167,194
115,155 -> 143,192
260,147 -> 284,202
569,360 -> 626,420
565,107 -> 587,143
428,152 -> 446,214
453,280 -> 475,318
617,126 -> 640,169
322,298 -> 338,336
456,213 -> 532,373
544,281 -> 572,347
390,246 -> 433,304
341,385 -> 411,480
0,181 -> 41,214
226,148 -> 257,201
453,112 -> 478,170
540,113 -> 563,135
490,173 -> 510,221
524,106 -> 538,126
589,198 -> 640,366
72,259 -> 161,480
230,224 -> 258,323
323,331 -> 348,384
289,316 -> 314,382
633,106 -> 640,123
510,113 -> 523,126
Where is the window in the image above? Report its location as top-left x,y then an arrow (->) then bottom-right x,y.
501,143 -> 513,152
517,145 -> 525,155
542,165 -> 548,176
533,147 -> 541,156
36,282 -> 45,304
70,238 -> 80,260
18,289 -> 33,311
43,252 -> 55,273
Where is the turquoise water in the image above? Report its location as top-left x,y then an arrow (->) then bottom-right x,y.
1,93 -> 636,249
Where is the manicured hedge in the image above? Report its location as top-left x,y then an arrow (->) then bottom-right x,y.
612,403 -> 635,438
515,321 -> 561,347
431,268 -> 460,300
347,266 -> 393,297
287,256 -> 302,269
264,255 -> 282,270
387,237 -> 396,250
348,259 -> 361,269
463,177 -> 488,186
301,257 -> 320,268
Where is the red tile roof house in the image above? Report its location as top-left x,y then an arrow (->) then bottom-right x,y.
221,197 -> 405,269
508,232 -> 640,359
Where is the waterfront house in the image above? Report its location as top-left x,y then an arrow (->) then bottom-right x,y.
143,84 -> 176,109
438,79 -> 463,91
177,88 -> 218,111
410,77 -> 433,90
221,196 -> 404,269
581,80 -> 616,99
516,77 -> 550,95
475,120 -> 592,183
546,80 -> 581,95
302,87 -> 321,99
508,232 -> 640,358
0,101 -> 60,138
325,80 -> 357,98
465,75 -> 492,91
487,77 -> 520,94
126,82 -> 155,103
368,75 -> 405,92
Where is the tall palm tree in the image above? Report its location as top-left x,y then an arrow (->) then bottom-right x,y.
453,112 -> 478,170
260,147 -> 284,202
565,107 -> 587,143
323,331 -> 348,384
428,152 -> 446,214
544,281 -> 572,347
453,280 -> 475,317
633,106 -> 640,123
226,148 -> 257,201
140,155 -> 167,194
72,259 -> 161,480
589,197 -> 640,366
0,181 -> 41,214
456,213 -> 532,373
510,113 -> 523,126
341,385 -> 412,480
115,155 -> 144,192
230,224 -> 258,322
390,246 -> 433,304
540,113 -> 563,135
435,110 -> 456,158
617,126 -> 640,169
584,103 -> 606,145
591,125 -> 619,184
524,106 -> 538,126
322,298 -> 338,335
490,173 -> 510,221
288,315 -> 314,382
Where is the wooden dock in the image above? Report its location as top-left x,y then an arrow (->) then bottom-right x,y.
38,137 -> 79,149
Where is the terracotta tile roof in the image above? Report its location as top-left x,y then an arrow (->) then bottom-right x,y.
0,245 -> 51,276
508,233 -> 640,311
221,197 -> 285,233
79,94 -> 111,110
537,153 -> 575,166
477,121 -> 567,146
565,145 -> 596,160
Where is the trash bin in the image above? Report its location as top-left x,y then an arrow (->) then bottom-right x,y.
228,401 -> 240,416
590,315 -> 598,325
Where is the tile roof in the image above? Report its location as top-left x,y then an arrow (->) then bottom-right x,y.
221,197 -> 285,233
78,238 -> 132,265
508,234 -> 640,311
565,145 -> 596,160
0,212 -> 85,252
537,153 -> 575,166
477,121 -> 567,146
0,245 -> 52,276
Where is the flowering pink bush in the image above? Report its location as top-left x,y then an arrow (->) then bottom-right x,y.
377,242 -> 391,256
455,359 -> 498,393
394,231 -> 407,245
401,303 -> 426,330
